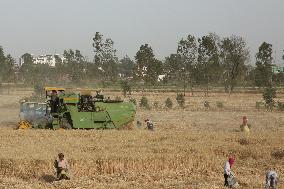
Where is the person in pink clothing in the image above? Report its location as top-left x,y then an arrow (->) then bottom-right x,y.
54,153 -> 70,180
224,157 -> 235,187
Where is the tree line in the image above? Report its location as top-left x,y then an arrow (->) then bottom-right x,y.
0,32 -> 284,92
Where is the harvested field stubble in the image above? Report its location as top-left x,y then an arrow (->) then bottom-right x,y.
0,91 -> 284,188
0,128 -> 284,188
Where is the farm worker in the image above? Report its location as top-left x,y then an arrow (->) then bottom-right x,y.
265,170 -> 278,189
240,116 -> 251,133
54,153 -> 70,180
50,90 -> 59,113
95,90 -> 104,100
224,157 -> 235,187
145,119 -> 154,131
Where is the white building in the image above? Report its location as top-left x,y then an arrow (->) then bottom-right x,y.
158,74 -> 166,82
19,54 -> 65,67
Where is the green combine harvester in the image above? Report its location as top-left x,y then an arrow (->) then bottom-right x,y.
18,87 -> 136,130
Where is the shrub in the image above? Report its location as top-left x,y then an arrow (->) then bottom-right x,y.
277,101 -> 284,111
165,98 -> 173,109
204,101 -> 210,109
176,93 -> 185,108
129,98 -> 137,105
153,101 -> 159,109
263,86 -> 276,111
216,101 -> 224,108
140,96 -> 150,110
120,80 -> 132,97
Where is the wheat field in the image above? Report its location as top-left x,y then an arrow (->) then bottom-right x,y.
0,89 -> 284,189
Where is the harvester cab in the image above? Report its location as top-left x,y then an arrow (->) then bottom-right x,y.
45,87 -> 65,113
44,87 -> 69,129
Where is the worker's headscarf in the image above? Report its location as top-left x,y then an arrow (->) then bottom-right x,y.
229,157 -> 235,167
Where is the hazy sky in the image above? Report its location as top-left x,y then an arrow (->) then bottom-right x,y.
0,0 -> 283,64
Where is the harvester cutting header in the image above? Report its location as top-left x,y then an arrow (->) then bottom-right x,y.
18,87 -> 136,129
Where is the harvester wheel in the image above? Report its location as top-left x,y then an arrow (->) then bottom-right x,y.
60,118 -> 72,129
18,120 -> 32,129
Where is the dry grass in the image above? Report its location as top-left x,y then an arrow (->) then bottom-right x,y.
0,89 -> 284,188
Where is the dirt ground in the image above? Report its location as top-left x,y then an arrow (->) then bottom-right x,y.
0,89 -> 284,189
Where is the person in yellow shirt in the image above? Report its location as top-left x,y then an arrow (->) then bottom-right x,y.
240,116 -> 251,133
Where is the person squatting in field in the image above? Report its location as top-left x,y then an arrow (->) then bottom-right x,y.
145,118 -> 154,131
54,153 -> 70,180
265,170 -> 278,189
224,157 -> 236,188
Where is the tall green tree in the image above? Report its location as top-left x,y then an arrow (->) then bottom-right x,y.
4,54 -> 16,82
197,34 -> 220,96
220,35 -> 249,93
33,64 -> 52,85
134,44 -> 163,84
55,55 -> 64,81
92,32 -> 104,65
119,55 -> 135,78
102,38 -> 118,81
243,65 -> 256,85
177,35 -> 197,86
84,62 -> 100,81
21,53 -> 33,64
0,47 -> 5,85
164,54 -> 183,82
20,53 -> 56,85
0,46 -> 5,63
19,53 -> 34,84
254,42 -> 273,87
177,35 -> 198,71
63,49 -> 85,83
120,80 -> 132,97
92,32 -> 118,81
0,47 -> 15,83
